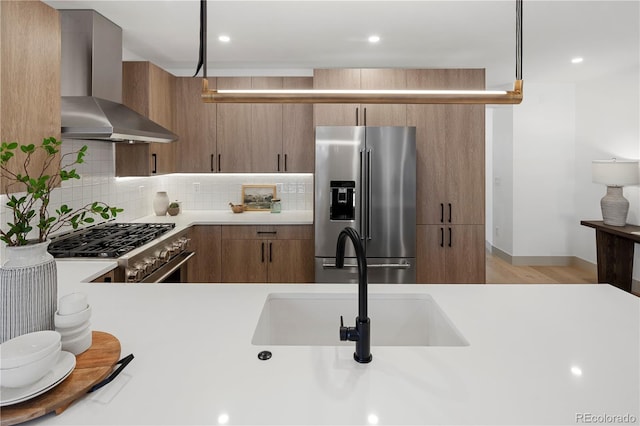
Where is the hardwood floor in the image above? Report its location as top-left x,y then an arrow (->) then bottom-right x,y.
486,252 -> 598,284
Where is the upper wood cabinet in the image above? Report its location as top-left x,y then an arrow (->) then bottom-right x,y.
1,1 -> 61,194
175,77 -> 217,173
313,68 -> 407,127
216,77 -> 252,173
407,69 -> 485,225
115,61 -> 176,176
216,77 -> 314,173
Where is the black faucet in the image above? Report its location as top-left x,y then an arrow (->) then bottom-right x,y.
336,227 -> 372,363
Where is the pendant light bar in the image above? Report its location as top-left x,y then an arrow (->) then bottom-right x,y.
201,80 -> 523,104
198,0 -> 524,105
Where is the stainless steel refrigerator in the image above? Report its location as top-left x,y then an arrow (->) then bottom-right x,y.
315,126 -> 416,284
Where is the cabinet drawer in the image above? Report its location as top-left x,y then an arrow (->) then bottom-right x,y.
221,225 -> 313,240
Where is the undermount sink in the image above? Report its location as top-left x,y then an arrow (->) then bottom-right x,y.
252,293 -> 468,347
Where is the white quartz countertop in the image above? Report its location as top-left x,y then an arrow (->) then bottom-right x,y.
30,268 -> 640,425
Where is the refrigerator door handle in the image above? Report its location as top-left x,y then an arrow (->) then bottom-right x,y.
322,261 -> 411,269
367,149 -> 372,241
359,149 -> 366,240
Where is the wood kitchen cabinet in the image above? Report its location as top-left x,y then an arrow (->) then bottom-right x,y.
115,61 -> 176,176
188,225 -> 222,283
407,69 -> 486,283
175,77 -> 217,173
220,225 -> 314,283
216,77 -> 314,173
216,77 -> 252,173
313,68 -> 406,126
416,225 -> 485,284
407,70 -> 485,225
1,1 -> 61,194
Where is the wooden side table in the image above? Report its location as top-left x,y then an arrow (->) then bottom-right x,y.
581,220 -> 640,293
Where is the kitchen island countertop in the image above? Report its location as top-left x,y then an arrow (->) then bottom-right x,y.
26,270 -> 640,425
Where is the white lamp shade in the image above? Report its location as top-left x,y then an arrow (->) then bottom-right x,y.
592,159 -> 640,186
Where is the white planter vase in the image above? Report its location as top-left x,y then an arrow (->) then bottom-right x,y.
0,240 -> 57,343
153,191 -> 170,216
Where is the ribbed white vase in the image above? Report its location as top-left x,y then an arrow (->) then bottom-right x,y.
153,191 -> 170,216
1,240 -> 57,343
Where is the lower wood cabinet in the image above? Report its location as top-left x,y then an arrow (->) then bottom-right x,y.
220,225 -> 314,283
187,225 -> 222,283
90,268 -> 117,283
416,225 -> 485,284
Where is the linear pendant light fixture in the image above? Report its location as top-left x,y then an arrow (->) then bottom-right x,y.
196,1 -> 523,105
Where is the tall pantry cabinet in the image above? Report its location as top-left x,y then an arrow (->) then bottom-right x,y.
1,1 -> 61,194
407,69 -> 486,284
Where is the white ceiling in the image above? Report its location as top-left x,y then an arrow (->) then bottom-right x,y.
43,0 -> 639,88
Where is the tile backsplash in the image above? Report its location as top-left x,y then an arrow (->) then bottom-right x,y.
0,140 -> 313,263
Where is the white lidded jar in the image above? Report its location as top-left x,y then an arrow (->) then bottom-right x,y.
153,191 -> 170,216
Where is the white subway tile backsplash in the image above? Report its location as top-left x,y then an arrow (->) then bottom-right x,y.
1,140 -> 314,264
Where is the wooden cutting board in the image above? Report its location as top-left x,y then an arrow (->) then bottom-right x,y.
1,331 -> 121,426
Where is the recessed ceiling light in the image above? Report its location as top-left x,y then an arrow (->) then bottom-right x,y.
218,35 -> 230,43
368,35 -> 380,43
571,57 -> 584,64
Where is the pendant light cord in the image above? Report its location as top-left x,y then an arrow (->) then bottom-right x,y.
516,0 -> 523,80
193,0 -> 207,77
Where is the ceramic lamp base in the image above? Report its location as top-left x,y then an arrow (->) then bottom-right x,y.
600,186 -> 629,227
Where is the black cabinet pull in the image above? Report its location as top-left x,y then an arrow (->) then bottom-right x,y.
210,154 -> 214,172
261,242 -> 265,263
363,107 -> 367,126
277,154 -> 280,172
151,153 -> 157,174
355,107 -> 359,126
440,203 -> 444,223
284,154 -> 288,172
440,227 -> 444,247
257,231 -> 277,235
448,203 -> 452,223
448,227 -> 452,247
217,154 -> 221,172
269,242 -> 273,262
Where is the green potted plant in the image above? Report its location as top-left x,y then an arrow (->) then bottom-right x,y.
0,136 -> 122,342
0,137 -> 122,247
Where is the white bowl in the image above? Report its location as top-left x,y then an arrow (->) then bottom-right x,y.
58,292 -> 88,315
0,342 -> 61,388
56,321 -> 90,340
61,329 -> 92,355
54,305 -> 92,329
1,331 -> 61,370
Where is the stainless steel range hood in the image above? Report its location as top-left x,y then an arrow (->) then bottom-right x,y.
60,10 -> 177,143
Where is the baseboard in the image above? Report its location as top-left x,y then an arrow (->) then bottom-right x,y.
489,245 -> 640,296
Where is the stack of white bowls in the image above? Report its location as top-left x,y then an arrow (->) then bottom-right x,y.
55,293 -> 92,355
0,331 -> 62,388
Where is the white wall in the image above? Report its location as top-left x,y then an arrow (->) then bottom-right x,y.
491,106 -> 514,255
572,63 -> 640,280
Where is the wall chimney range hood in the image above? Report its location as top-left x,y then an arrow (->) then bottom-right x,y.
60,10 -> 177,143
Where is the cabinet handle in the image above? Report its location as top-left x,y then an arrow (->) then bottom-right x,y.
448,227 -> 452,247
151,153 -> 157,174
440,203 -> 444,223
257,231 -> 277,235
269,242 -> 273,262
277,154 -> 280,172
440,227 -> 444,247
363,107 -> 367,126
284,154 -> 288,172
210,154 -> 214,172
218,154 -> 221,172
261,242 -> 265,263
356,107 -> 359,126
448,203 -> 452,223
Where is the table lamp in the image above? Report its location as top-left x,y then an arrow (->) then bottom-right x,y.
592,159 -> 640,226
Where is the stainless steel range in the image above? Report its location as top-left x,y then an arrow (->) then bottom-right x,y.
49,223 -> 193,283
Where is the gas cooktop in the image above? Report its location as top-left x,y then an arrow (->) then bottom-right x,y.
48,223 -> 175,258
